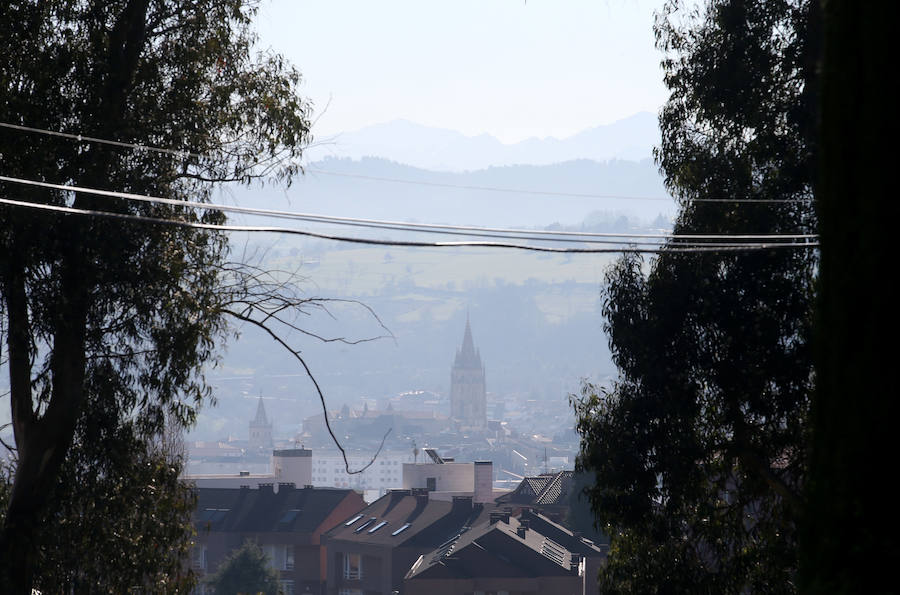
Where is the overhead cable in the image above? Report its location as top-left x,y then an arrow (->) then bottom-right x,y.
0,175 -> 819,243
0,196 -> 819,254
0,121 -> 815,204
0,121 -> 199,159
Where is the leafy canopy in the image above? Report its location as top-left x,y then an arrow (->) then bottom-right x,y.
0,0 -> 311,590
209,541 -> 281,595
573,0 -> 819,592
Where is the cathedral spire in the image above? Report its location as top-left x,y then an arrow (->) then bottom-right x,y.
252,395 -> 270,427
461,314 -> 476,356
455,312 -> 482,368
450,313 -> 487,429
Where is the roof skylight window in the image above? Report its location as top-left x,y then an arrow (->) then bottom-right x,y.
354,517 -> 377,533
368,521 -> 388,533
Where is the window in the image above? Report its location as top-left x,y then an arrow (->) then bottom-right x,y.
354,518 -> 376,533
261,544 -> 276,569
338,590 -> 362,595
368,521 -> 388,533
342,552 -> 362,580
284,545 -> 295,571
191,544 -> 207,571
279,580 -> 295,595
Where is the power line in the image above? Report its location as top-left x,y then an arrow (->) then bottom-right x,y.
0,121 -> 815,204
0,175 -> 819,243
0,121 -> 198,159
0,196 -> 819,253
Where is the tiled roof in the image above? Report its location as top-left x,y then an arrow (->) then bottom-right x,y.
534,471 -> 574,505
404,514 -> 582,581
325,491 -> 491,548
495,471 -> 573,506
518,509 -> 607,558
194,485 -> 357,534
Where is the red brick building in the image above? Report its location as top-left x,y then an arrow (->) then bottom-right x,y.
191,483 -> 366,594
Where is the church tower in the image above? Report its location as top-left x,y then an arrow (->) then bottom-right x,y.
249,396 -> 273,451
450,315 -> 487,429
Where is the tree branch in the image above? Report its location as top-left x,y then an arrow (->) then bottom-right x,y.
2,258 -> 35,449
222,308 -> 390,474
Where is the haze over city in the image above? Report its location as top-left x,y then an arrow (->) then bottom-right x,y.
0,1 -> 888,593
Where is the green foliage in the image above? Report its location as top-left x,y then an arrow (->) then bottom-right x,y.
573,0 -> 819,592
209,541 -> 281,595
29,426 -> 197,593
0,0 -> 311,589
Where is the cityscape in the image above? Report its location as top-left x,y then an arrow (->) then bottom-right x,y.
0,1 -> 888,593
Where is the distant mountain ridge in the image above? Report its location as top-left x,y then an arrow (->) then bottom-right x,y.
305,112 -> 660,172
231,156 -> 675,228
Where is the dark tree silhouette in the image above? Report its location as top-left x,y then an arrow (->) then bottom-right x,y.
802,1 -> 899,592
0,1 -> 314,590
208,541 -> 281,595
573,0 -> 820,591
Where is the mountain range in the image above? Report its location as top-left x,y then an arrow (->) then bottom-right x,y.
229,155 -> 675,229
304,112 -> 660,172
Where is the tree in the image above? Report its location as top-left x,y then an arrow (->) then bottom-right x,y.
208,541 -> 281,595
802,2 -> 899,592
17,421 -> 197,593
0,1 -> 312,590
573,0 -> 820,591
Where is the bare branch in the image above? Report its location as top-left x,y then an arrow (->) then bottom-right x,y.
222,308 -> 390,474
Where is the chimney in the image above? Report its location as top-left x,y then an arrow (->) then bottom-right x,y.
278,482 -> 295,492
259,483 -> 274,494
490,511 -> 511,525
452,495 -> 473,511
516,525 -> 527,538
474,461 -> 492,504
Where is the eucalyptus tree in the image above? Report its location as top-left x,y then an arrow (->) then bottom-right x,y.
0,1 -> 314,590
573,0 -> 820,591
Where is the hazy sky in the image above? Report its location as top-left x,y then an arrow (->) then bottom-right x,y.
254,0 -> 670,144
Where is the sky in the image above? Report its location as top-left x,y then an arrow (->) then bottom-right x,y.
254,0 -> 670,144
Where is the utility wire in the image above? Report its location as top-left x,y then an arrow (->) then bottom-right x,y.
0,121 -> 815,204
0,121 -> 198,159
0,196 -> 819,253
0,175 -> 819,243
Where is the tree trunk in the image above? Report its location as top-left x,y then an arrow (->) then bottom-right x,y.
0,249 -> 88,593
802,1 -> 899,591
0,3 -> 150,589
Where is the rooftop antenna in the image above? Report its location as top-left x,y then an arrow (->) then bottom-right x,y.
543,447 -> 548,474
